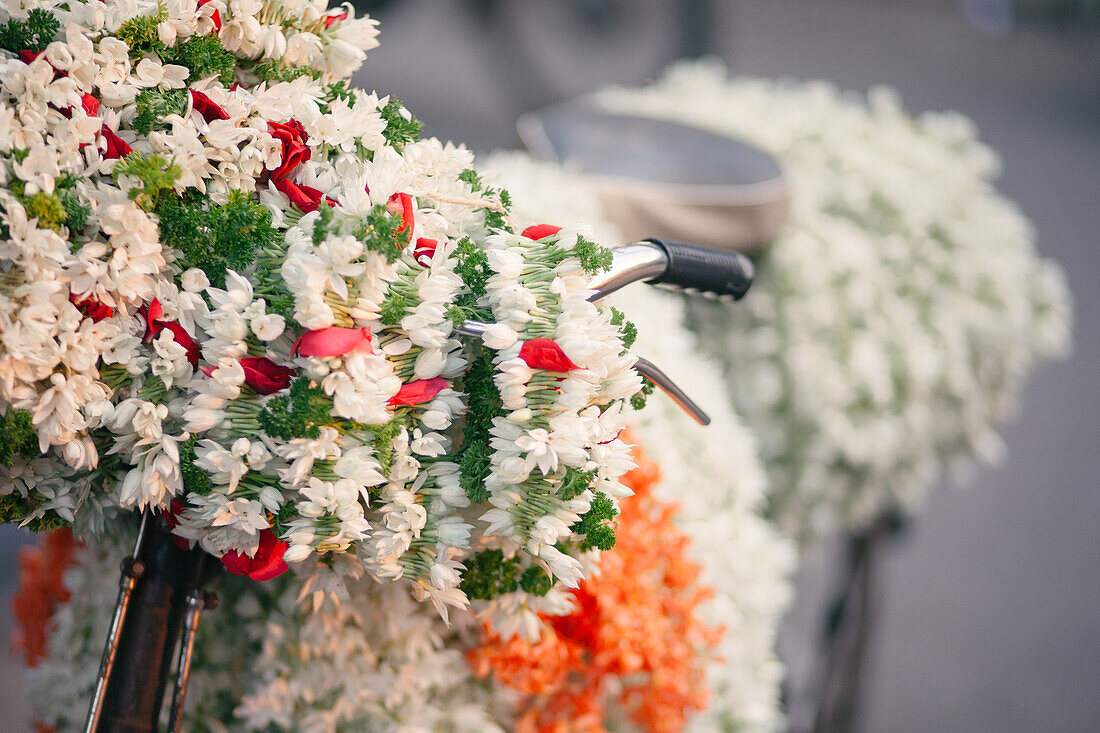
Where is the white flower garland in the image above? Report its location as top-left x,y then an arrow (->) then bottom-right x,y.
0,0 -> 641,629
482,151 -> 796,733
594,61 -> 1073,539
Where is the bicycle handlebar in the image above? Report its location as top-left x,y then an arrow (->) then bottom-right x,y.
586,239 -> 753,302
643,238 -> 754,301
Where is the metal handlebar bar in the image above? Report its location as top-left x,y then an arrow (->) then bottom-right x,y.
459,238 -> 754,425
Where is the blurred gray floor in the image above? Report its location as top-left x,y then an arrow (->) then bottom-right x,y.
1,1 -> 1096,730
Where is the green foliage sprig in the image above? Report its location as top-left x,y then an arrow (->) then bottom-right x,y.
133,88 -> 188,135
458,348 -> 503,504
258,379 -> 334,441
0,8 -> 59,54
114,152 -> 182,211
379,97 -> 422,151
573,492 -> 617,551
156,190 -> 277,288
163,34 -> 236,86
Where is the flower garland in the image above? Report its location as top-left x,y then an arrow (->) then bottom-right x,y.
482,151 -> 796,732
593,61 -> 1073,540
469,433 -> 722,733
0,0 -> 642,626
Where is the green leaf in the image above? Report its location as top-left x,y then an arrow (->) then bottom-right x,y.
0,9 -> 60,54
379,97 -> 422,151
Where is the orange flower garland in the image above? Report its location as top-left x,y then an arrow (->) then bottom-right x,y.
12,528 -> 78,669
468,434 -> 722,733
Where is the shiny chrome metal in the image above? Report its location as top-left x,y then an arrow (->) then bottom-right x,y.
586,241 -> 668,301
634,357 -> 710,426
84,512 -> 149,733
168,554 -> 209,733
455,320 -> 489,338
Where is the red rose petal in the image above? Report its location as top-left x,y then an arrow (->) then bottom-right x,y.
80,94 -> 99,117
519,337 -> 581,372
69,292 -> 112,322
219,548 -> 250,576
291,326 -> 374,358
239,356 -> 296,395
198,0 -> 222,33
268,119 -> 311,182
220,530 -> 290,581
100,125 -> 131,159
274,177 -> 335,213
140,298 -> 199,366
388,377 -> 450,407
323,9 -> 348,27
141,298 -> 164,342
413,237 -> 437,266
387,192 -> 414,241
521,224 -> 562,241
160,321 -> 201,367
189,89 -> 231,123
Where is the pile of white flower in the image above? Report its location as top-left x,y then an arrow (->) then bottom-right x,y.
596,61 -> 1072,540
0,0 -> 642,632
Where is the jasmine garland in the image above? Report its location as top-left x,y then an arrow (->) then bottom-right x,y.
0,0 -> 642,625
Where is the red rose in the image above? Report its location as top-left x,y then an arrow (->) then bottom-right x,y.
80,94 -> 99,117
197,0 -> 222,33
323,9 -> 348,27
189,89 -> 230,123
388,377 -> 449,407
69,292 -> 113,322
387,192 -> 414,241
18,50 -> 43,64
267,119 -> 311,182
239,356 -> 295,395
413,237 -> 437,266
100,125 -> 131,160
274,177 -> 335,213
519,337 -> 580,372
140,298 -> 200,367
291,326 -> 374,358
220,530 -> 289,582
521,224 -> 562,241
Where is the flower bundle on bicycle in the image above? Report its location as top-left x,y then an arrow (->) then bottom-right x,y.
0,0 -> 644,629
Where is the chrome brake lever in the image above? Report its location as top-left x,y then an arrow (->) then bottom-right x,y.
456,242 -> 710,426
455,315 -> 710,426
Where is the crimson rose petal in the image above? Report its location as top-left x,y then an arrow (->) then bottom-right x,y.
521,224 -> 562,241
69,292 -> 112,322
413,237 -> 437,266
268,119 -> 311,182
247,532 -> 289,581
100,125 -> 131,159
239,356 -> 296,394
80,94 -> 99,117
323,9 -> 348,27
519,337 -> 581,372
388,377 -> 449,407
190,89 -> 231,123
198,0 -> 221,33
388,192 -> 414,241
292,326 -> 374,358
160,321 -> 201,367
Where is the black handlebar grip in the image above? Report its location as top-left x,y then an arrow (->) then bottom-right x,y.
643,238 -> 754,300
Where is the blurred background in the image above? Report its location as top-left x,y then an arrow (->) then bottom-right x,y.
1,0 -> 1097,730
